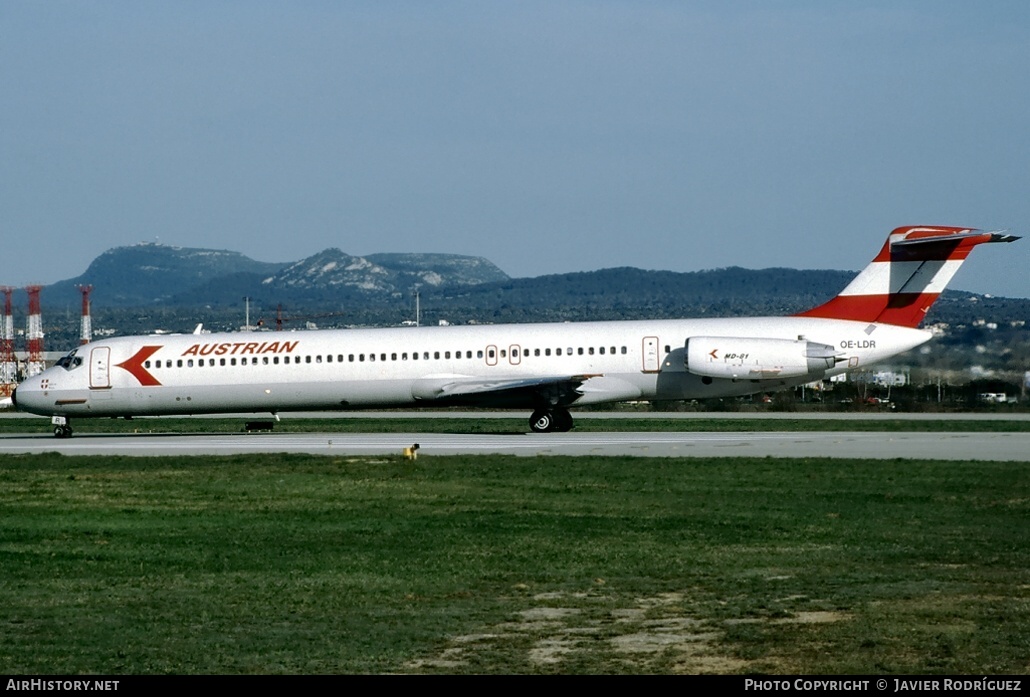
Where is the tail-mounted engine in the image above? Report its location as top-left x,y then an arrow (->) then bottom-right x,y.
685,336 -> 841,380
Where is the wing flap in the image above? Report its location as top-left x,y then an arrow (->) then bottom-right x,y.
410,373 -> 636,408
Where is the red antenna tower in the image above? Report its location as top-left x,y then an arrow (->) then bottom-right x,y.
25,285 -> 45,378
0,287 -> 15,397
78,284 -> 93,345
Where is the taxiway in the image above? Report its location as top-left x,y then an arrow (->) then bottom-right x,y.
1,430 -> 1028,460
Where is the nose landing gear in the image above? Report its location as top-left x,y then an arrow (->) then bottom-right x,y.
51,416 -> 73,438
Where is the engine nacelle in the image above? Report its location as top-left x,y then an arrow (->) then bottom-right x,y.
685,336 -> 839,380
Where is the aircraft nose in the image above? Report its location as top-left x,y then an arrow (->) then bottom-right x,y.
10,377 -> 49,415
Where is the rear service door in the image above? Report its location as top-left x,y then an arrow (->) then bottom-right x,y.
642,336 -> 660,373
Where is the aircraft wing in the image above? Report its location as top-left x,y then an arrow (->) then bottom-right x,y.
410,373 -> 640,408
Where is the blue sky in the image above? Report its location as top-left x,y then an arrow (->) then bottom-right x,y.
3,1 -> 1029,297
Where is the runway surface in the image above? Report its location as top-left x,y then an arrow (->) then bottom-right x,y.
2,430 -> 1028,460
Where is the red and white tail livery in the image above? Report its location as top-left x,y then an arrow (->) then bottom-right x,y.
798,226 -> 1018,327
13,225 -> 1017,436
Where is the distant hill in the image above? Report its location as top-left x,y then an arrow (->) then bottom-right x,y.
37,243 -> 860,319
45,243 -> 286,307
42,244 -> 509,309
421,266 -> 859,323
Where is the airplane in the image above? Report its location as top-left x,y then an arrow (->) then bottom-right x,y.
12,225 -> 1018,437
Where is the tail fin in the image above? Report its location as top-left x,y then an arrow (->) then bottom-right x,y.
797,226 -> 1019,328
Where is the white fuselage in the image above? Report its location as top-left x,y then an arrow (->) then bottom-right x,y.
14,316 -> 930,419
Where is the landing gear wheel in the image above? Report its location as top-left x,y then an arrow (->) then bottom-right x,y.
529,408 -> 575,433
553,408 -> 574,432
530,409 -> 554,433
53,425 -> 73,438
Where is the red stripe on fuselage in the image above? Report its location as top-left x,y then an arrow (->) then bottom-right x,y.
115,345 -> 163,386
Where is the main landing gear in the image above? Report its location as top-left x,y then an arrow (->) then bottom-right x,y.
529,407 -> 573,433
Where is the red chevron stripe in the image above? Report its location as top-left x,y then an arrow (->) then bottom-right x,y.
115,346 -> 163,386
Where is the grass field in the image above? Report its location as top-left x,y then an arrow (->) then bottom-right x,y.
1,452 -> 1027,674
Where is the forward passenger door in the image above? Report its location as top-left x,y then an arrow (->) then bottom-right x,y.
89,347 -> 111,389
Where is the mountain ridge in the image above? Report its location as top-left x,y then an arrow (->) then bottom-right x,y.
42,243 -> 509,308
23,242 -> 1030,337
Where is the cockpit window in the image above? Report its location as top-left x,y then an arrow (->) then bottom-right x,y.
55,349 -> 83,370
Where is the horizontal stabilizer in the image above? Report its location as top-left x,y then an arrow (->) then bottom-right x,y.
890,229 -> 1019,248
